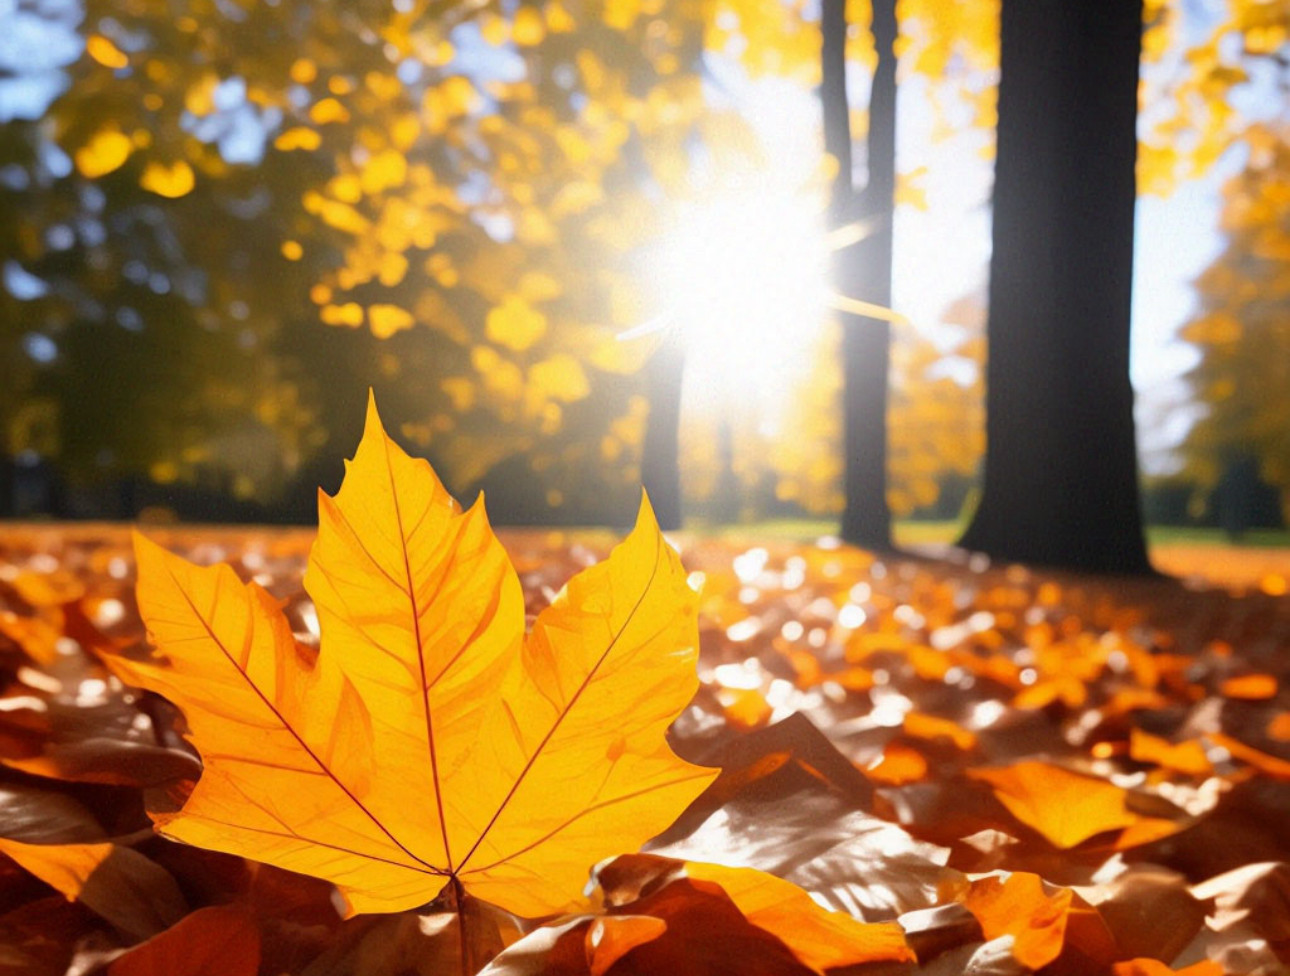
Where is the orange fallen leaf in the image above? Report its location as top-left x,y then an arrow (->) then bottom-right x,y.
1129,728 -> 1213,777
1219,673 -> 1278,701
10,569 -> 86,607
0,835 -> 114,900
585,916 -> 667,976
1113,815 -> 1187,850
0,836 -> 186,940
717,687 -> 773,730
107,904 -> 260,976
683,861 -> 914,972
903,711 -> 976,751
963,871 -> 1071,970
1208,732 -> 1290,779
1268,712 -> 1290,742
111,396 -> 717,917
862,741 -> 929,786
1110,959 -> 1223,976
968,761 -> 1138,848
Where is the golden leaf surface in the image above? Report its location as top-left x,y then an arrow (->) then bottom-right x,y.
683,862 -> 914,972
114,396 -> 716,917
968,761 -> 1139,849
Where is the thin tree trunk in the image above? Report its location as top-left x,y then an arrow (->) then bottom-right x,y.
958,0 -> 1153,574
824,0 -> 896,550
641,339 -> 685,530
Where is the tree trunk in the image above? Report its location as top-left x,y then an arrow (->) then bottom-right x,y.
824,0 -> 896,550
641,339 -> 685,530
958,0 -> 1153,574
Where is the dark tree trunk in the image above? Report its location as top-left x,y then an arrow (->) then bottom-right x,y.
641,339 -> 685,530
824,0 -> 896,550
958,0 -> 1153,574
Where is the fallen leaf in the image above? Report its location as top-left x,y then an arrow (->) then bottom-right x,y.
968,761 -> 1139,848
963,872 -> 1071,970
1110,959 -> 1223,976
107,904 -> 259,976
904,711 -> 977,751
682,861 -> 914,971
1083,863 -> 1208,964
1208,732 -> 1290,779
1129,729 -> 1213,777
0,837 -> 186,940
0,896 -> 92,976
111,396 -> 716,917
862,740 -> 930,786
0,680 -> 200,788
650,715 -> 954,920
0,781 -> 107,844
298,904 -> 510,976
584,917 -> 667,976
1218,674 -> 1277,701
482,877 -> 818,976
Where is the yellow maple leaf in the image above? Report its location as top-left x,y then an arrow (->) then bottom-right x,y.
112,395 -> 716,918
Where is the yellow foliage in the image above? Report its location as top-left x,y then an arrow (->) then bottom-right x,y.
309,97 -> 351,125
86,35 -> 129,69
513,6 -> 546,46
139,160 -> 195,198
368,304 -> 415,338
275,127 -> 322,152
530,354 -> 590,403
290,58 -> 317,84
360,150 -> 408,195
321,303 -> 364,328
74,130 -> 133,178
486,296 -> 547,351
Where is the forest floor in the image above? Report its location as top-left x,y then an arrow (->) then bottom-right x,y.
0,523 -> 1288,975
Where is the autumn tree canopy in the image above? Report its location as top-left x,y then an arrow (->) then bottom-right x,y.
0,0 -> 1282,526
1180,124 -> 1290,523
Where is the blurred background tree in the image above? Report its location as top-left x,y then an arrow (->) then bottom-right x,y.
1178,124 -> 1290,532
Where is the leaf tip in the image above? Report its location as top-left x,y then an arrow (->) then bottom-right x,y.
362,387 -> 386,442
635,488 -> 661,535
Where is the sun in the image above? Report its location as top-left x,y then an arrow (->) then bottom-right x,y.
631,176 -> 900,432
637,179 -> 833,427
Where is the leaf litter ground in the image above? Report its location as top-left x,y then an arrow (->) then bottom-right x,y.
1,521 -> 1288,975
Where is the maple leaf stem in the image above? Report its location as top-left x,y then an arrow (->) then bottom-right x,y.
449,874 -> 475,976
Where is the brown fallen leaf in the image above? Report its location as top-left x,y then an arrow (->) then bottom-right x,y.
0,895 -> 94,976
0,837 -> 186,941
481,878 -> 818,976
0,683 -> 199,788
0,781 -> 108,845
1082,863 -> 1209,964
649,714 -> 955,921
